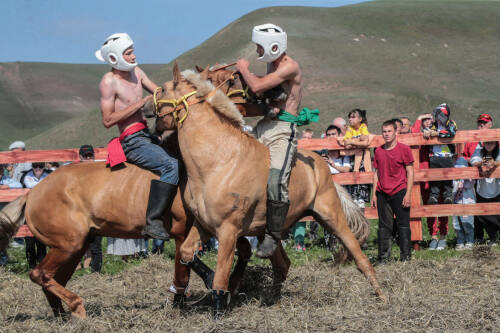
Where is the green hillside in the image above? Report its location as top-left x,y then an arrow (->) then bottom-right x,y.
1,0 -> 500,149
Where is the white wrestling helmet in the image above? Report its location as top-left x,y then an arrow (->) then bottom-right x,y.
252,23 -> 287,63
95,33 -> 137,72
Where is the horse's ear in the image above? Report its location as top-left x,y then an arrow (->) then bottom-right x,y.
195,65 -> 203,72
200,65 -> 210,81
173,61 -> 181,87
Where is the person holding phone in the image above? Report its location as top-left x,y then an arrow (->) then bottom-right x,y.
470,141 -> 500,244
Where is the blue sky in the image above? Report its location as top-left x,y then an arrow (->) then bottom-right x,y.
1,0 -> 364,64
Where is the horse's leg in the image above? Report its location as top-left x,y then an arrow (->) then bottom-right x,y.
260,241 -> 291,303
30,248 -> 87,319
212,224 -> 238,319
313,189 -> 387,303
179,224 -> 214,289
172,235 -> 190,308
228,237 -> 251,296
269,241 -> 290,284
41,245 -> 87,316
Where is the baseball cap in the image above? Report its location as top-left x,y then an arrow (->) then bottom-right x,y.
9,141 -> 25,150
477,113 -> 492,123
79,144 -> 94,156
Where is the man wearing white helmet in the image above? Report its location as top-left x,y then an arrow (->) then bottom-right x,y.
97,33 -> 179,240
236,24 -> 318,258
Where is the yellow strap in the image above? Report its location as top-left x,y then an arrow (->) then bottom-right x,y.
154,90 -> 197,126
226,86 -> 248,98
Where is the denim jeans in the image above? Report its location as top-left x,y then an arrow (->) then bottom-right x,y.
152,239 -> 165,254
453,216 -> 474,245
121,129 -> 179,185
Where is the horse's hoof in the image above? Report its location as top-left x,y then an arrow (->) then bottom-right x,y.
70,305 -> 86,320
172,293 -> 186,309
212,289 -> 229,320
213,310 -> 226,321
377,292 -> 389,305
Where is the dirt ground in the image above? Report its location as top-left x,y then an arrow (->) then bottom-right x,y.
0,247 -> 498,333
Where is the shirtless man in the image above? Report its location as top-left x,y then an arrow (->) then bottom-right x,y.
237,24 -> 317,258
96,33 -> 178,240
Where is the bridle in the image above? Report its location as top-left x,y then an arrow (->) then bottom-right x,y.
152,65 -> 251,126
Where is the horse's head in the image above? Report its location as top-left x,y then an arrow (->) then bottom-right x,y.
146,62 -> 196,132
149,61 -> 247,133
195,64 -> 256,105
197,64 -> 261,118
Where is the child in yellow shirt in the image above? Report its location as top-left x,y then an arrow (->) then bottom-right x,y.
338,109 -> 372,172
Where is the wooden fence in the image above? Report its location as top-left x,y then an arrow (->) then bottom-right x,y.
1,129 -> 500,243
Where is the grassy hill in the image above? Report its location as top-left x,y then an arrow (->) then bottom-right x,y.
2,0 -> 500,149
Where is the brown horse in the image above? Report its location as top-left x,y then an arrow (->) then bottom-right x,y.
0,161 -> 196,318
151,64 -> 386,318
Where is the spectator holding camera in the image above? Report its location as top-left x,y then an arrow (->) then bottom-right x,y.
462,113 -> 493,242
470,141 -> 500,244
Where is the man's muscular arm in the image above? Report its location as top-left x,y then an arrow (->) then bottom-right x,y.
99,75 -> 151,128
138,67 -> 159,93
236,59 -> 296,94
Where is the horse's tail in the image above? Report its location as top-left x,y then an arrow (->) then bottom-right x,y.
333,182 -> 370,264
0,194 -> 28,251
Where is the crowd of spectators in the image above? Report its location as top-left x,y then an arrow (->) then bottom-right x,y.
1,105 -> 499,268
299,104 -> 499,256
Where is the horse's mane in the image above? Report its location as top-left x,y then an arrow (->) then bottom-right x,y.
181,69 -> 245,128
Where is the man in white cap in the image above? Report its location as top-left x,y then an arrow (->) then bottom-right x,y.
332,117 -> 347,136
96,33 -> 179,240
236,24 -> 318,258
8,141 -> 31,182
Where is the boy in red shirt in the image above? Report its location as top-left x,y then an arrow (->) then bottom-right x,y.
372,120 -> 414,263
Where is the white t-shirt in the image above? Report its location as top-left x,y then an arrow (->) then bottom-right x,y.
470,146 -> 500,198
328,155 -> 352,175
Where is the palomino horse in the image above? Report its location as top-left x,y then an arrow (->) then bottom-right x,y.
151,63 -> 386,318
0,160 -> 194,319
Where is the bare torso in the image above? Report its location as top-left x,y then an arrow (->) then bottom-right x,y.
267,55 -> 302,116
100,67 -> 150,133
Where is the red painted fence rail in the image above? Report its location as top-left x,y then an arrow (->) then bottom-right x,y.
1,129 -> 500,229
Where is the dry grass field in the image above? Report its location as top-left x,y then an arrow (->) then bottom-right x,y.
1,246 -> 498,332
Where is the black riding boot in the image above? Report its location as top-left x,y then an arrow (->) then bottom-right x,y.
398,227 -> 412,261
377,225 -> 393,264
256,200 -> 289,258
142,180 -> 177,240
